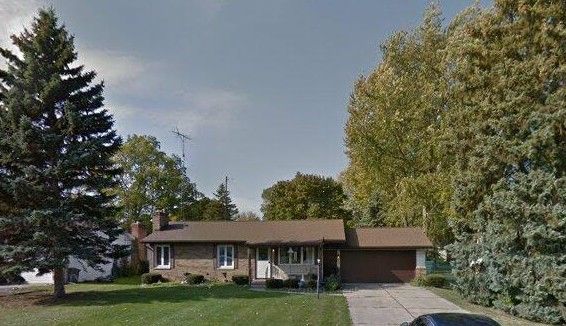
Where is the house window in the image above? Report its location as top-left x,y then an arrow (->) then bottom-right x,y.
279,246 -> 301,264
217,244 -> 234,269
155,245 -> 170,269
303,247 -> 315,264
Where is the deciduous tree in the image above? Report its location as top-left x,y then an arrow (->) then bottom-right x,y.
110,134 -> 200,228
343,5 -> 455,245
261,173 -> 350,220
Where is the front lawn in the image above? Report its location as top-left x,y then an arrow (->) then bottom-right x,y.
0,279 -> 351,326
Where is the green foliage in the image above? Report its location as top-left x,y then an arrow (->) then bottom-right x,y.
184,273 -> 205,285
342,4 -> 455,246
265,278 -> 284,289
231,275 -> 249,285
261,172 -> 351,220
0,273 -> 25,285
115,260 -> 149,277
446,1 -> 566,324
412,274 -> 450,288
324,274 -> 341,291
0,9 -> 124,297
213,182 -> 238,220
233,211 -> 260,221
305,273 -> 317,289
137,260 -> 150,275
283,278 -> 299,288
141,273 -> 163,284
110,135 -> 201,228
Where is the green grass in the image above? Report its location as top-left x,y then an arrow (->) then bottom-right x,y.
0,278 -> 351,326
428,287 -> 549,326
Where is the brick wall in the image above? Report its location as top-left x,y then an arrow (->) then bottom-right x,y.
150,243 -> 250,282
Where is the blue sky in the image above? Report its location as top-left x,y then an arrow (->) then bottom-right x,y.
1,1 -> 486,213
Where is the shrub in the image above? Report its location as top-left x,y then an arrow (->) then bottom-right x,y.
137,260 -> 150,274
412,274 -> 449,288
184,273 -> 205,285
141,272 -> 162,284
11,275 -> 25,284
283,278 -> 299,288
116,264 -> 136,277
305,273 -> 317,289
232,275 -> 249,285
324,274 -> 341,291
1,273 -> 26,285
265,278 -> 284,289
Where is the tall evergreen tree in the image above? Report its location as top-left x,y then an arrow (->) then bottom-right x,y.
0,9 -> 124,298
214,180 -> 238,220
446,1 -> 566,323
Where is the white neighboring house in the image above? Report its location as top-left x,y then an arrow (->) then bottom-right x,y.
21,232 -> 133,284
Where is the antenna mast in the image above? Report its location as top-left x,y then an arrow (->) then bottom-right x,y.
171,126 -> 191,168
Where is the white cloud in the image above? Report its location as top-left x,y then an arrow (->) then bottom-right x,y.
108,88 -> 248,134
0,0 -> 40,50
0,2 -> 149,93
78,49 -> 150,92
158,88 -> 248,132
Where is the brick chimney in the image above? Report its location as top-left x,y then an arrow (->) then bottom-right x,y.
130,222 -> 147,263
152,210 -> 169,232
131,222 -> 147,239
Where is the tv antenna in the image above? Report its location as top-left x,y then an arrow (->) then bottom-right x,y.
171,127 -> 191,167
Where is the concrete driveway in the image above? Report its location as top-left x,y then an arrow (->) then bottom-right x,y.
343,283 -> 466,326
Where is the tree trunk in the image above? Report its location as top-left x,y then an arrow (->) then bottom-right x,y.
53,267 -> 66,298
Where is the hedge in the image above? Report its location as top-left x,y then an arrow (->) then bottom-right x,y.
184,273 -> 205,285
141,273 -> 163,284
232,275 -> 249,285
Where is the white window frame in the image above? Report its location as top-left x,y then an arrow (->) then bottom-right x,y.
303,247 -> 315,264
155,244 -> 171,269
217,244 -> 235,269
279,246 -> 315,265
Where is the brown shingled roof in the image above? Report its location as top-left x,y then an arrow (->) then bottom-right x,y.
345,228 -> 433,248
141,219 -> 346,245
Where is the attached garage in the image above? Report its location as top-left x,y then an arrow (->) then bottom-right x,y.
340,249 -> 416,283
335,228 -> 433,283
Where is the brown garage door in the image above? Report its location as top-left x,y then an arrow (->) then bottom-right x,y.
340,250 -> 416,283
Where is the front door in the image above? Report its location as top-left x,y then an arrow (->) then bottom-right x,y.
256,247 -> 270,279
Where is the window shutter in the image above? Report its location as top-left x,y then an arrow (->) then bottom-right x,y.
212,244 -> 217,269
234,245 -> 238,269
170,245 -> 175,269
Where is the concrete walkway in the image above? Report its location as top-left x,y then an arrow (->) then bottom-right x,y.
343,283 -> 466,326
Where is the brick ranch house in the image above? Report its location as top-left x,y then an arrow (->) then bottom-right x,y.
141,212 -> 433,284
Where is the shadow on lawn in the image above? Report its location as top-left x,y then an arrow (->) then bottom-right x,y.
36,284 -> 292,307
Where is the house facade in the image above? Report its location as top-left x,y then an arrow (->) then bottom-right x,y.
142,212 -> 433,284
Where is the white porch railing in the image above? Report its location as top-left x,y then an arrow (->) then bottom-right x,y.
272,264 -> 318,279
